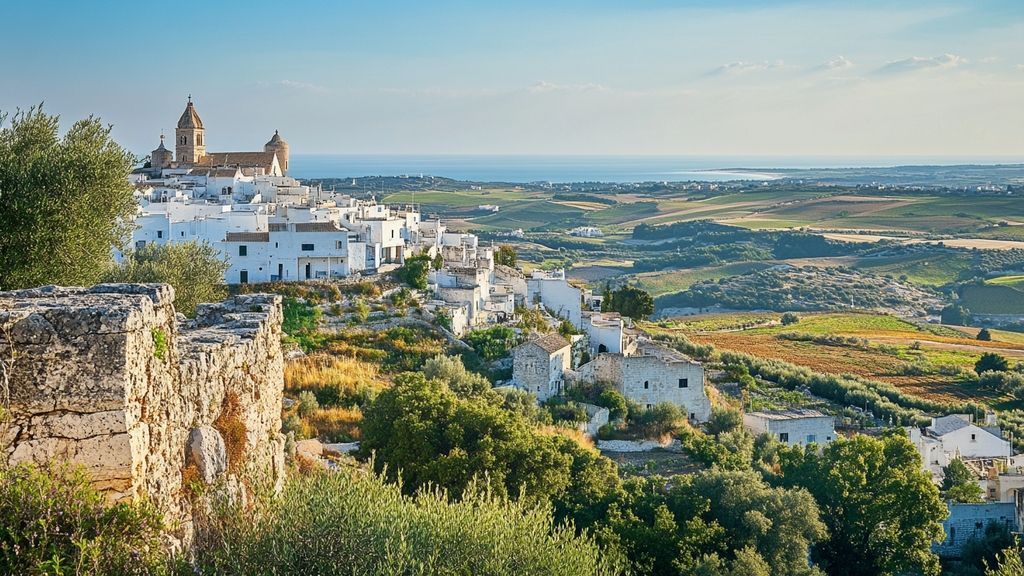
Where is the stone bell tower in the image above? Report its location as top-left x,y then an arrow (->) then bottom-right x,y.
175,95 -> 206,165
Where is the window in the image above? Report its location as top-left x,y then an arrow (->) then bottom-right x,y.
646,404 -> 652,410
971,433 -> 977,441
779,433 -> 789,442
239,245 -> 247,256
157,230 -> 163,239
180,231 -> 185,237
336,240 -> 344,249
678,378 -> 688,388
301,243 -> 314,251
806,434 -> 816,444
689,413 -> 695,420
643,380 -> 649,389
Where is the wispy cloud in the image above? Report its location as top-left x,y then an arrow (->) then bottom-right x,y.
527,81 -> 609,93
712,60 -> 786,75
822,55 -> 854,70
1016,64 -> 1024,71
876,53 -> 966,74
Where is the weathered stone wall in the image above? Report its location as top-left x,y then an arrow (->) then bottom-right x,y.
0,284 -> 285,543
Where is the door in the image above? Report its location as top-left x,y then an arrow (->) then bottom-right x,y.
305,263 -> 311,279
239,270 -> 248,284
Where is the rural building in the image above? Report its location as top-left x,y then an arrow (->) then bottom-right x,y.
908,414 -> 1013,479
512,333 -> 572,402
743,409 -> 836,447
577,341 -> 711,422
582,311 -> 638,356
526,270 -> 584,328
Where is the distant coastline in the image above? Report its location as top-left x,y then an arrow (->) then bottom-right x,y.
288,154 -> 1024,185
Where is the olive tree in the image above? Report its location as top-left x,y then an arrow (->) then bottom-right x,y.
0,106 -> 136,289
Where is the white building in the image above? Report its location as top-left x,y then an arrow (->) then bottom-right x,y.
526,269 -> 583,328
582,311 -> 638,357
128,98 -> 451,285
577,341 -> 711,422
512,333 -> 573,402
743,409 -> 836,447
908,414 -> 1013,480
568,226 -> 603,237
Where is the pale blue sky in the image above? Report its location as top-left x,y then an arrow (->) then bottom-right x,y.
2,0 -> 1023,157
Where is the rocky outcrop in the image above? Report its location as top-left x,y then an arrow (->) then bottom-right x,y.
0,284 -> 285,544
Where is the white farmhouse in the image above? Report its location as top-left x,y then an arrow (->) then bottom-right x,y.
512,333 -> 572,402
908,414 -> 1012,478
577,341 -> 711,422
743,409 -> 836,447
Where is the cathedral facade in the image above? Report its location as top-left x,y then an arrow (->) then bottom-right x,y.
150,97 -> 289,176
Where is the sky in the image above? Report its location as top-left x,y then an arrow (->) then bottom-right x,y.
2,0 -> 1023,158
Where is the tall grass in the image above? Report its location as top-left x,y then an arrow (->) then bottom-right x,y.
285,354 -> 386,408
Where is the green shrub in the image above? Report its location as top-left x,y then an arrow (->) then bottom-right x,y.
0,462 -> 166,575
191,468 -> 618,576
465,326 -> 518,361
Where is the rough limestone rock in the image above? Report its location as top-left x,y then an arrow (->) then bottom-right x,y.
188,426 -> 227,484
0,284 -> 286,545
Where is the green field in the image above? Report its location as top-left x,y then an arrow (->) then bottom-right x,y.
960,283 -> 1024,315
637,262 -> 773,297
853,252 -> 974,286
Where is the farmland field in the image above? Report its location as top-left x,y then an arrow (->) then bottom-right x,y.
646,312 -> 1024,405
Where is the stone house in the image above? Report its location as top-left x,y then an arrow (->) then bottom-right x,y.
935,502 -> 1018,559
577,341 -> 711,422
743,409 -> 836,447
512,333 -> 572,402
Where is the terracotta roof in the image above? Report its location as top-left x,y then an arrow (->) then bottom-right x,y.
177,99 -> 204,129
189,167 -> 239,178
294,222 -> 343,233
522,333 -> 570,354
225,232 -> 269,242
199,152 -> 277,169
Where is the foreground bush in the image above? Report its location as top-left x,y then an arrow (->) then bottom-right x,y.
0,462 -> 166,575
192,468 -> 619,576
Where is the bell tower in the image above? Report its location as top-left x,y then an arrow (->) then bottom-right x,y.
175,95 -> 206,165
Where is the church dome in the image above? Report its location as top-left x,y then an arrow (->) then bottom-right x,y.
265,130 -> 287,147
177,97 -> 204,129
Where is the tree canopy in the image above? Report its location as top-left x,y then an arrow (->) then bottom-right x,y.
775,431 -> 947,576
0,106 -> 136,289
604,285 -> 655,321
495,245 -> 517,267
976,352 -> 1010,375
103,242 -> 227,316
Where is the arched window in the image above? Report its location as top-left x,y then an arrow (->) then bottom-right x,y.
179,135 -> 186,145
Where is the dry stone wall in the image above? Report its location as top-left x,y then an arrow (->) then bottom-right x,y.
0,284 -> 285,543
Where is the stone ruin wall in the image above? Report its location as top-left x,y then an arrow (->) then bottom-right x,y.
0,284 -> 286,542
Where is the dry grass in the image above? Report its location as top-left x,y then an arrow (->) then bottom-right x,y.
537,425 -> 596,451
214,391 -> 247,473
285,354 -> 387,401
305,407 -> 363,442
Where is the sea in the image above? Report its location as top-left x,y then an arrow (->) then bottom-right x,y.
286,154 -> 1018,184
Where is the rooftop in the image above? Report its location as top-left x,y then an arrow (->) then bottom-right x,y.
746,408 -> 830,421
520,333 -> 571,354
